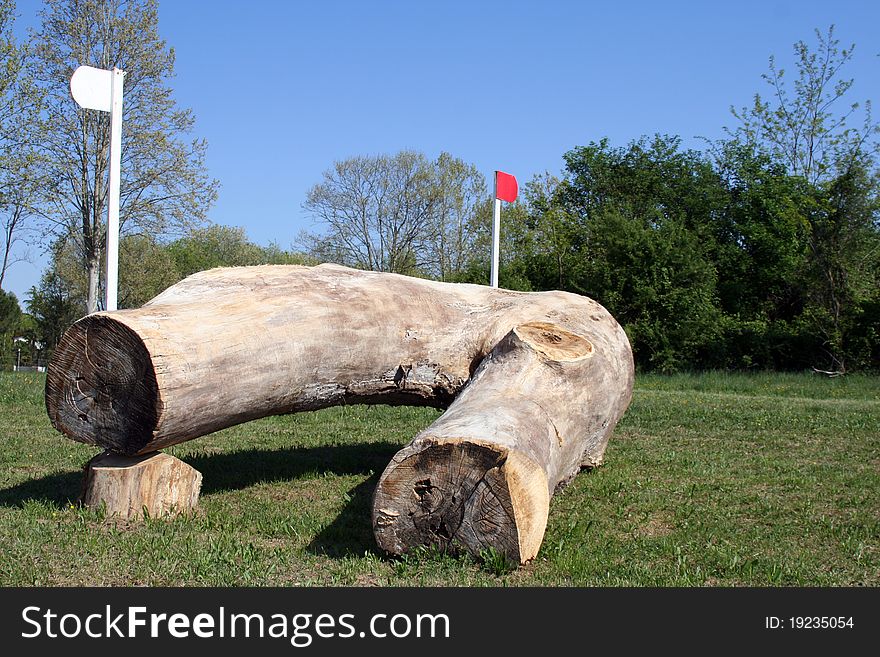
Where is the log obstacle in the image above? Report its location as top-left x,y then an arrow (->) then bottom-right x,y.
46,263 -> 633,562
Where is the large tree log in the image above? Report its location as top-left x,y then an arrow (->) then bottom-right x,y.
46,263 -> 633,562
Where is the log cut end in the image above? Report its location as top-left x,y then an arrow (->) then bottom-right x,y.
46,315 -> 160,456
372,439 -> 550,564
513,321 -> 594,361
81,451 -> 202,520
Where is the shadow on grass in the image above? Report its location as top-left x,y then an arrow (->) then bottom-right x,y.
0,469 -> 83,508
182,443 -> 396,559
307,473 -> 383,558
183,442 -> 399,495
0,442 -> 399,559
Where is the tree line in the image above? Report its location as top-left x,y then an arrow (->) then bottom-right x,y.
0,2 -> 877,374
295,27 -> 878,374
294,130 -> 878,373
503,136 -> 878,373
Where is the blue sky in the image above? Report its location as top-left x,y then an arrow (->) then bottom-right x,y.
5,0 -> 880,303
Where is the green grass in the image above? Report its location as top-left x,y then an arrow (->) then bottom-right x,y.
1,371 -> 877,586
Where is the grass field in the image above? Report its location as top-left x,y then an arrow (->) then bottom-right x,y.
0,371 -> 877,586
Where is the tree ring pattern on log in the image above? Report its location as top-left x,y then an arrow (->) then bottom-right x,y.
373,440 -> 523,562
46,316 -> 159,455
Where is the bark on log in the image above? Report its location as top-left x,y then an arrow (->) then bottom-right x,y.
46,263 -> 633,561
81,451 -> 202,520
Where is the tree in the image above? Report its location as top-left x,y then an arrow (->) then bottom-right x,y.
25,245 -> 83,355
423,152 -> 488,281
304,151 -> 438,275
0,287 -> 20,333
729,25 -> 878,184
706,141 -> 813,368
121,227 -> 314,306
117,232 -> 178,307
712,143 -> 807,316
553,136 -> 725,371
585,208 -> 721,372
0,150 -> 40,291
800,162 -> 880,372
510,173 -> 584,291
729,26 -> 880,372
0,288 -> 22,369
0,0 -> 41,290
33,223 -> 316,323
168,225 -> 269,278
303,150 -> 488,279
29,0 -> 218,314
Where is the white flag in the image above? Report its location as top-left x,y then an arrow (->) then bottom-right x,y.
70,65 -> 113,112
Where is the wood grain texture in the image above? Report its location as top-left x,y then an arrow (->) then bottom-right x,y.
46,263 -> 633,561
81,451 -> 202,520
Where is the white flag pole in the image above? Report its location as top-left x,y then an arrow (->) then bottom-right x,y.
70,64 -> 125,312
104,68 -> 125,311
491,171 -> 501,288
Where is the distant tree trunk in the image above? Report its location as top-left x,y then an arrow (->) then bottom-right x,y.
86,255 -> 100,314
46,263 -> 633,562
0,232 -> 10,290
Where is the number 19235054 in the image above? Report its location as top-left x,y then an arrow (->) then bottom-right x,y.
765,616 -> 854,629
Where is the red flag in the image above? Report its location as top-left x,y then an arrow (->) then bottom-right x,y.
495,170 -> 518,203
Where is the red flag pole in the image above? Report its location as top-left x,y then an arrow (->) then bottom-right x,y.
491,171 -> 501,288
491,170 -> 517,288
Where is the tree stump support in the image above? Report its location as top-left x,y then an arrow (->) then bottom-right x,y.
81,451 -> 202,520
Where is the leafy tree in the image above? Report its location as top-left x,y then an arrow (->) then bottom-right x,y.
13,311 -> 41,367
258,240 -> 318,266
0,287 -> 22,369
167,225 -> 313,278
167,225 -> 265,278
799,162 -> 880,372
0,0 -> 41,290
706,142 -> 814,368
588,209 -> 721,372
454,199 -> 535,290
560,136 -> 727,236
32,224 -> 316,332
712,142 -> 809,318
117,232 -> 178,307
541,136 -> 726,371
729,26 -> 880,372
117,227 -> 314,306
729,25 -> 878,184
25,250 -> 83,355
502,173 -> 583,291
29,0 -> 218,313
0,287 -> 19,333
